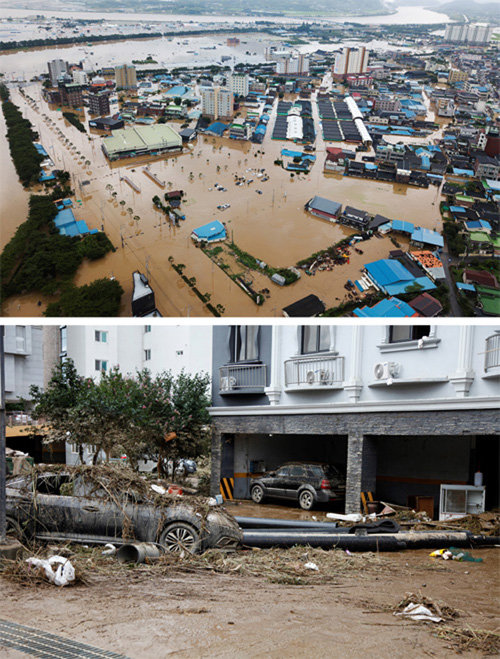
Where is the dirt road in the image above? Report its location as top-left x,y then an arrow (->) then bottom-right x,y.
0,546 -> 498,658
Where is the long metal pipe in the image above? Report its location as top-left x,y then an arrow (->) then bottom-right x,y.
241,529 -> 499,551
234,516 -> 339,529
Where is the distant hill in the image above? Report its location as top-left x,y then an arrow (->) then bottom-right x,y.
88,0 -> 390,17
434,0 -> 500,22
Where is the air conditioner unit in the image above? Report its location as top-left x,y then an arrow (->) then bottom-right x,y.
220,376 -> 237,391
374,362 -> 400,380
306,371 -> 315,385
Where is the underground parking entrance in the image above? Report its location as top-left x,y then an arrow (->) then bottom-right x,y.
210,409 -> 499,518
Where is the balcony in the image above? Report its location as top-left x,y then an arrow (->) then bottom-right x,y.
284,354 -> 344,390
484,334 -> 500,377
219,363 -> 267,394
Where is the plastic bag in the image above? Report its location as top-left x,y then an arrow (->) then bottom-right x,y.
26,555 -> 76,586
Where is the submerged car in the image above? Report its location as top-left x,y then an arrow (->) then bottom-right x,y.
250,462 -> 346,510
6,467 -> 241,554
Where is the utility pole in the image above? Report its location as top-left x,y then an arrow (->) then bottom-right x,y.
0,327 -> 6,543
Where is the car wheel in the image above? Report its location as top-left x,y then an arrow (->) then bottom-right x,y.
298,490 -> 314,511
159,522 -> 200,554
251,484 -> 265,504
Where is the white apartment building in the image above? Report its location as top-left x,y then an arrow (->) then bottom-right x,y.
3,326 -> 45,408
60,325 -> 212,381
210,324 -> 499,515
72,69 -> 88,85
228,72 -> 249,97
444,23 -> 492,44
201,86 -> 233,120
333,47 -> 369,78
47,59 -> 69,86
276,54 -> 309,76
114,64 -> 137,90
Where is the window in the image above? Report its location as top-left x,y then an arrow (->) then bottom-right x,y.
60,325 -> 67,354
95,360 -> 108,372
144,349 -> 151,361
301,326 -> 330,354
95,330 -> 108,343
145,325 -> 151,333
389,326 -> 430,343
229,326 -> 259,362
16,326 -> 26,352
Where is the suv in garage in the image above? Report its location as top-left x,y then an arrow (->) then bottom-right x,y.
250,462 -> 345,510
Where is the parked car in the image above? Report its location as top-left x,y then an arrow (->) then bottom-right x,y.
6,466 -> 241,554
250,462 -> 345,510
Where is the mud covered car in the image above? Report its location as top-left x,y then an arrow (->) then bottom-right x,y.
250,462 -> 346,510
6,466 -> 242,554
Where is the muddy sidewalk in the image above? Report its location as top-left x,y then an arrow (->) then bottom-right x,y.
0,546 -> 498,658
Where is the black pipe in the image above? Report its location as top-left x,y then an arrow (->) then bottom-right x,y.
241,530 -> 499,552
242,530 -> 406,551
234,516 -> 338,529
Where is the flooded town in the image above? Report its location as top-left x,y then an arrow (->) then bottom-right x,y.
1,4 -> 498,317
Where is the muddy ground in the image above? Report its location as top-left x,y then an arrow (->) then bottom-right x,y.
0,543 -> 498,658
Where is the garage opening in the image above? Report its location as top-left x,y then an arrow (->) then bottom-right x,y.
224,433 -> 347,500
374,434 -> 499,519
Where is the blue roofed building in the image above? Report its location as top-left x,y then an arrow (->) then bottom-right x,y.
353,296 -> 419,317
364,258 -> 437,296
191,220 -> 226,243
54,207 -> 91,236
410,227 -> 444,249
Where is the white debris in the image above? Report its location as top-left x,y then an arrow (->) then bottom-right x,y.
151,484 -> 167,495
394,603 -> 442,623
102,543 -> 116,556
326,512 -> 363,523
304,562 -> 319,571
26,556 -> 75,587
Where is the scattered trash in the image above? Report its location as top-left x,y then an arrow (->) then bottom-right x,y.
393,592 -> 459,623
102,544 -> 116,556
429,547 -> 483,562
394,603 -> 443,623
304,562 -> 319,571
326,513 -> 363,523
151,484 -> 167,495
116,543 -> 161,565
26,555 -> 75,587
208,494 -> 224,506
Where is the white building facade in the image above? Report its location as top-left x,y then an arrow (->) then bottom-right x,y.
210,324 -> 500,514
47,59 -> 69,86
228,73 -> 249,97
333,47 -> 369,78
3,326 -> 45,408
444,23 -> 492,44
201,86 -> 233,120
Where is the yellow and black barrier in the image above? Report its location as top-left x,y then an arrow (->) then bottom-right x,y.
220,477 -> 234,500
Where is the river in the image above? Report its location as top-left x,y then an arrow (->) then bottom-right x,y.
0,6 -> 452,25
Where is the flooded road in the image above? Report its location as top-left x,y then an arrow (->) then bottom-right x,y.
1,83 -> 444,317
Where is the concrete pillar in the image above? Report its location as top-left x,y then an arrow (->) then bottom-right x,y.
210,428 -> 222,496
345,432 -> 377,514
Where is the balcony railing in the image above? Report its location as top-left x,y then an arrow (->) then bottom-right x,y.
6,412 -> 37,427
284,354 -> 344,389
219,363 -> 267,393
485,334 -> 500,372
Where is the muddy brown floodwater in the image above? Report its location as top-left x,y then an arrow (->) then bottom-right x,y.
0,546 -> 498,658
1,83 -> 445,317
